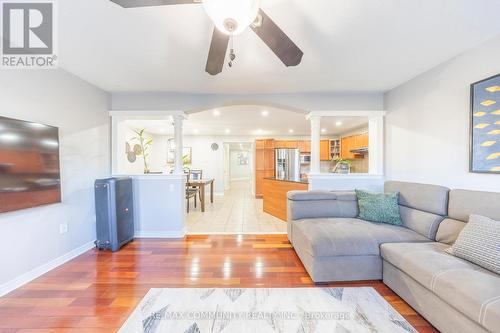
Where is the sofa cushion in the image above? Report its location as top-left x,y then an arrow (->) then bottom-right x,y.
399,205 -> 444,240
288,191 -> 357,201
436,189 -> 500,244
355,189 -> 403,225
291,218 -> 429,257
384,181 -> 450,216
287,191 -> 359,221
448,189 -> 500,222
436,218 -> 466,244
381,242 -> 500,332
384,181 -> 449,240
446,214 -> 500,274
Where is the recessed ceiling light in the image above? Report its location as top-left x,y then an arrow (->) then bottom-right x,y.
213,110 -> 221,116
193,129 -> 199,134
261,110 -> 269,117
256,129 -> 263,134
289,129 -> 294,133
336,121 -> 343,126
321,128 -> 327,133
225,129 -> 231,134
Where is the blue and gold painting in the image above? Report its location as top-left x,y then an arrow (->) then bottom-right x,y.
470,74 -> 500,173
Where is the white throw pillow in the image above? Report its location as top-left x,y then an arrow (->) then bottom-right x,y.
446,214 -> 500,274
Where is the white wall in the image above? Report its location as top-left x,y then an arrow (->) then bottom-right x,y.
0,69 -> 109,293
229,150 -> 251,181
111,92 -> 384,112
385,33 -> 500,192
132,175 -> 185,238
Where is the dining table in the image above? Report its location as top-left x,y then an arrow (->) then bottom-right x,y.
186,178 -> 214,212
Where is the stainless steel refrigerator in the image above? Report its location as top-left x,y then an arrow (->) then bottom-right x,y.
275,148 -> 301,181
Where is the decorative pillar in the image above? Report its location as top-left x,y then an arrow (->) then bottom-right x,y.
368,115 -> 384,175
173,115 -> 184,175
310,115 -> 321,174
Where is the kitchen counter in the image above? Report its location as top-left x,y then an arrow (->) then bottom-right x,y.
263,177 -> 309,185
262,178 -> 309,221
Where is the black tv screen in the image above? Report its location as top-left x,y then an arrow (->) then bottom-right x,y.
0,116 -> 61,213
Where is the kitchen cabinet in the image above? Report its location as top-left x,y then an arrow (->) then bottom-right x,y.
298,141 -> 311,153
263,178 -> 308,221
320,140 -> 330,161
255,139 -> 275,198
341,134 -> 368,159
355,134 -> 369,148
341,136 -> 355,159
275,141 -> 287,148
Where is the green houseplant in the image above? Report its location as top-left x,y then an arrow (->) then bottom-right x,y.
333,158 -> 352,174
132,129 -> 153,174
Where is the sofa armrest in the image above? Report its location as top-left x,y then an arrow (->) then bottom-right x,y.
287,190 -> 359,221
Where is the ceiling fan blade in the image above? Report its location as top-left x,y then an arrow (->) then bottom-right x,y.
205,28 -> 230,76
110,0 -> 199,8
251,9 -> 303,67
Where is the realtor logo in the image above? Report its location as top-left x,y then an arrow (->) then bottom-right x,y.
1,0 -> 57,68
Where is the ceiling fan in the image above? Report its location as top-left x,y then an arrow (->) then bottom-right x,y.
109,0 -> 304,75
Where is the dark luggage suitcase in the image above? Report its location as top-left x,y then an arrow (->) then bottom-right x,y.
94,177 -> 134,251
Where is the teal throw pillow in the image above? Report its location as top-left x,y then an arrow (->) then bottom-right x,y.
355,189 -> 403,225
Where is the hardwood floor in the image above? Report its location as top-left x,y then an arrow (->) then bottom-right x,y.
0,235 -> 438,333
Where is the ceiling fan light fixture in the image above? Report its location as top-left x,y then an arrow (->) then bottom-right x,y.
203,0 -> 260,35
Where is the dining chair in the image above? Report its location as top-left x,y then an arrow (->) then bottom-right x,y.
189,169 -> 203,181
189,170 -> 203,202
185,171 -> 198,213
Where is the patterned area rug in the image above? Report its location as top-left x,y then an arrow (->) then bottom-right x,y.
119,287 -> 417,333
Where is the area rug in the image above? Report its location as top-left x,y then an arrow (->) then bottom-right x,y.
118,287 -> 417,333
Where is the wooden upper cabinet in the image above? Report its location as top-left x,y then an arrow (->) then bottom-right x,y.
255,149 -> 265,171
255,139 -> 276,197
298,141 -> 311,153
255,140 -> 265,149
320,140 -> 330,161
285,141 -> 298,148
264,139 -> 275,148
264,149 -> 275,170
275,140 -> 286,148
355,134 -> 369,148
341,136 -> 355,159
341,133 -> 368,159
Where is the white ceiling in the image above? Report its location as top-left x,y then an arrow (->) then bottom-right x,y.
125,105 -> 368,136
58,0 -> 500,93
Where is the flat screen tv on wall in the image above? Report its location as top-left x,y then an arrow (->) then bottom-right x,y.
0,116 -> 61,213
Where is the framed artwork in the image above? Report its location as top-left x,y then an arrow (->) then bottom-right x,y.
237,151 -> 249,165
470,73 -> 500,173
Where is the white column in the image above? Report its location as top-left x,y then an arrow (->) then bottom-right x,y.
310,115 -> 321,174
368,115 -> 384,175
173,115 -> 184,175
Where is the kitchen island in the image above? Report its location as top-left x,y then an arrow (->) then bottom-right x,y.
263,177 -> 309,221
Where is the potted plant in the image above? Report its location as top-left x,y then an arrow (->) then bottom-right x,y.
132,129 -> 153,174
332,158 -> 352,174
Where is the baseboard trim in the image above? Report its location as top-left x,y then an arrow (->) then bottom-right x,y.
0,241 -> 95,297
135,230 -> 186,238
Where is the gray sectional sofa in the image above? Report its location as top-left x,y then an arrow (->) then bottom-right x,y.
287,181 -> 500,333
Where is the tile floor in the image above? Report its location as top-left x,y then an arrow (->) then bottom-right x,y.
186,180 -> 287,234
